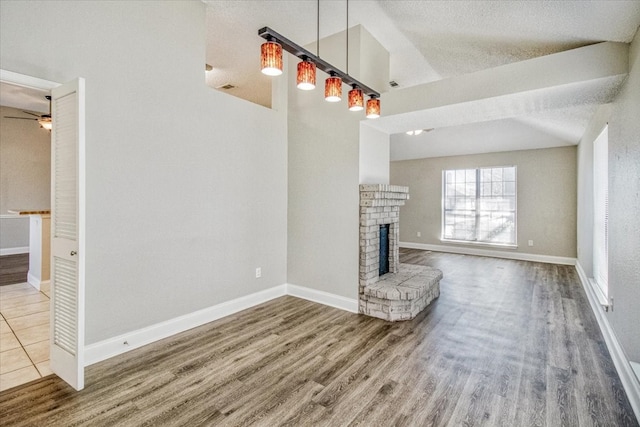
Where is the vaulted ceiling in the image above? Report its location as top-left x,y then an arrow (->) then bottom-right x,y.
205,0 -> 640,160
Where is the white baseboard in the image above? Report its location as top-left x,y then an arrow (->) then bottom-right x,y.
286,283 -> 359,313
0,246 -> 29,256
27,279 -> 49,291
400,242 -> 576,265
85,284 -> 287,366
27,272 -> 41,290
575,260 -> 640,421
85,283 -> 360,367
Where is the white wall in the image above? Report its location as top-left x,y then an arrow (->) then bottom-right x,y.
608,28 -> 640,362
391,146 -> 578,258
0,216 -> 29,254
287,26 -> 389,300
576,27 -> 640,362
287,80 -> 361,300
0,1 -> 288,344
0,106 -> 51,252
359,124 -> 389,184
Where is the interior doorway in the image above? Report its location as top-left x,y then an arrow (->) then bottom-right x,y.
0,69 -> 86,391
0,75 -> 55,391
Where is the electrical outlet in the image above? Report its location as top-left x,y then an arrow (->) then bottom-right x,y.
255,267 -> 261,278
528,240 -> 534,247
417,231 -> 421,237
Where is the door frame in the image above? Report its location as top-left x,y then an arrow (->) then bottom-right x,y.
1,69 -> 87,389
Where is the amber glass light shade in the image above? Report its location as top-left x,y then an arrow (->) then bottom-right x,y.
348,87 -> 364,111
260,41 -> 283,76
366,97 -> 380,118
297,60 -> 316,90
325,76 -> 342,102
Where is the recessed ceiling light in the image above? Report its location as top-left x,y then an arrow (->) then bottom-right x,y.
406,128 -> 435,136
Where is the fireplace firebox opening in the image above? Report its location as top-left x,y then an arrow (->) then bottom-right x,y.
379,224 -> 390,276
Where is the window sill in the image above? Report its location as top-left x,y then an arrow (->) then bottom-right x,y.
588,278 -> 610,311
440,239 -> 518,250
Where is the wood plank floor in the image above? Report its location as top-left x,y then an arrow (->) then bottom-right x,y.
0,254 -> 29,286
0,249 -> 637,426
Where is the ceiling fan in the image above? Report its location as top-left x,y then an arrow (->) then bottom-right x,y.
3,95 -> 52,130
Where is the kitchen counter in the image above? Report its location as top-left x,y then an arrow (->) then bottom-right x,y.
7,210 -> 51,288
8,209 -> 51,216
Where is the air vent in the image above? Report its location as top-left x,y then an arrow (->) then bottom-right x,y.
216,83 -> 236,90
389,80 -> 399,88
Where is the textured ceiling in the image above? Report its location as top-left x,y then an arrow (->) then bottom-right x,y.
205,1 -> 640,160
206,1 -> 640,99
6,2 -> 637,161
377,0 -> 640,80
390,104 -> 599,161
0,82 -> 50,113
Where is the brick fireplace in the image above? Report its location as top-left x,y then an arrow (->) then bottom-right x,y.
359,184 -> 442,321
358,185 -> 408,289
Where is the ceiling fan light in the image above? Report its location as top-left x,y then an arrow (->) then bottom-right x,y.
297,59 -> 316,90
348,86 -> 364,111
325,76 -> 342,102
261,41 -> 283,76
38,118 -> 52,131
366,97 -> 380,119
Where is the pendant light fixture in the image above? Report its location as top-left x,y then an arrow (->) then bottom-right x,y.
296,1 -> 319,91
366,96 -> 380,119
260,39 -> 283,76
297,58 -> 316,90
258,0 -> 381,118
325,73 -> 342,102
348,85 -> 364,111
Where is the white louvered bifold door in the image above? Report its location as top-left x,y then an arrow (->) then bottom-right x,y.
50,78 -> 85,391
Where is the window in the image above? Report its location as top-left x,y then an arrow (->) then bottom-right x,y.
593,126 -> 608,301
442,166 -> 517,245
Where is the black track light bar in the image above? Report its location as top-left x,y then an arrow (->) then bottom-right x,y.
259,26 -> 380,99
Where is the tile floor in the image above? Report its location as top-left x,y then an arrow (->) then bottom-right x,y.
0,281 -> 51,392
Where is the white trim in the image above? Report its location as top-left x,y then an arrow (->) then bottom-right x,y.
286,283 -> 359,313
400,242 -> 576,265
440,238 -> 518,249
84,283 -> 360,366
588,278 -> 610,309
26,279 -> 49,292
85,285 -> 287,366
0,246 -> 29,256
0,69 -> 59,90
575,260 -> 640,421
631,362 -> 640,382
27,272 -> 41,290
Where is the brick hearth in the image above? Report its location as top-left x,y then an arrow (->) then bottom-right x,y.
358,184 -> 442,321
